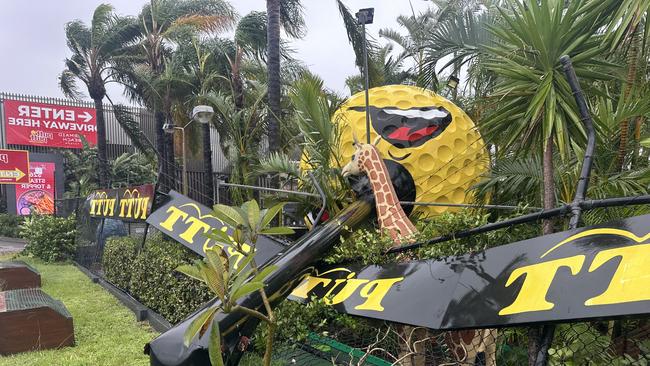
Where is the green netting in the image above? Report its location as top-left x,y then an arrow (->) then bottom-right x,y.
4,288 -> 72,318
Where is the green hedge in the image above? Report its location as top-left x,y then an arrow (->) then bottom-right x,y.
102,234 -> 212,324
21,215 -> 77,262
102,236 -> 138,291
0,213 -> 24,238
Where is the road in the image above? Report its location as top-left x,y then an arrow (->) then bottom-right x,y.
0,236 -> 26,255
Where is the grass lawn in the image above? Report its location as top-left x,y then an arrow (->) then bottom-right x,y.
0,254 -> 158,366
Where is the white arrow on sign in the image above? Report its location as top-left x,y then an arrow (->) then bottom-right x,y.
77,111 -> 93,123
0,168 -> 26,181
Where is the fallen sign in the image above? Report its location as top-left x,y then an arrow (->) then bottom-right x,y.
146,190 -> 285,266
291,213 -> 650,329
149,193 -> 650,330
0,149 -> 29,185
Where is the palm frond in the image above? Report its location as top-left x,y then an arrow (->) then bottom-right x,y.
280,0 -> 306,38
257,152 -> 300,178
110,103 -> 157,163
59,70 -> 84,100
91,4 -> 115,49
335,0 -> 383,85
171,14 -> 235,34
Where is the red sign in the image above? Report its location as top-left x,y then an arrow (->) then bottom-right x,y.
15,161 -> 55,215
3,99 -> 97,149
0,149 -> 29,184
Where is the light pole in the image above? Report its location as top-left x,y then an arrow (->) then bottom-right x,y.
194,106 -> 215,205
163,105 -> 213,196
443,75 -> 459,101
356,7 -> 374,144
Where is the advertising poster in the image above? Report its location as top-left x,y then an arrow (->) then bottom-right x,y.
0,149 -> 29,184
15,161 -> 56,215
3,99 -> 97,149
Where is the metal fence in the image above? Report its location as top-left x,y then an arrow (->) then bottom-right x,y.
267,320 -> 650,365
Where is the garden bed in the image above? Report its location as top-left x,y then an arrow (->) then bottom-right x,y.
0,254 -> 158,366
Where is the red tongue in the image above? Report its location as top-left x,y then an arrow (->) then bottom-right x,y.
387,125 -> 439,142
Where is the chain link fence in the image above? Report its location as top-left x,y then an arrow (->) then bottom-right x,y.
265,319 -> 650,365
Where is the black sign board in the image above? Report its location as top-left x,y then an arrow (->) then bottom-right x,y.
146,191 -> 286,265
290,213 -> 650,329
88,184 -> 155,221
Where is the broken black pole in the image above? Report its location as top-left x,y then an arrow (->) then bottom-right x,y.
534,54 -> 597,366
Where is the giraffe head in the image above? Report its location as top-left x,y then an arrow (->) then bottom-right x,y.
341,135 -> 380,177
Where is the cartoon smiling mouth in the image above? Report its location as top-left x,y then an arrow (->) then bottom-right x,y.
350,105 -> 453,149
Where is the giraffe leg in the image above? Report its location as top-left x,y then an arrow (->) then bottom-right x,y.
483,329 -> 498,366
396,325 -> 427,366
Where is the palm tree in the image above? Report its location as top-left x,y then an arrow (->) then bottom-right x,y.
481,0 -> 617,234
265,0 -> 304,153
178,38 -> 235,205
379,5 -> 452,90
206,87 -> 269,205
258,72 -> 353,215
59,4 -> 139,187
267,0 -> 282,155
121,0 -> 236,192
606,0 -> 650,170
480,0 -> 621,363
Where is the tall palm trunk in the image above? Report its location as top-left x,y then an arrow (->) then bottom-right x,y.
266,0 -> 281,153
93,98 -> 109,188
232,47 -> 244,111
542,137 -> 555,235
528,137 -> 556,365
616,25 -> 641,171
202,122 -> 214,206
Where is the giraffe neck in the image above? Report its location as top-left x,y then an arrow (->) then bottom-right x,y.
361,148 -> 407,220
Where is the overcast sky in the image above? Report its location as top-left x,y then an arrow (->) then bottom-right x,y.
0,0 -> 431,105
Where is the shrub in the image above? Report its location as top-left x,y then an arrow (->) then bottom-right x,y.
0,213 -> 24,238
102,234 -> 212,324
20,215 -> 77,262
103,236 -> 138,291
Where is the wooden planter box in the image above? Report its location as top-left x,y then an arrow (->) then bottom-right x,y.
0,261 -> 41,291
0,288 -> 74,355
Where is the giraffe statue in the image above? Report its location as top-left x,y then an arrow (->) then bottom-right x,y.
444,329 -> 497,366
341,136 -> 418,243
342,137 -> 496,366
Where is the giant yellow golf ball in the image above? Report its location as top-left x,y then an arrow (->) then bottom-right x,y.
333,85 -> 488,216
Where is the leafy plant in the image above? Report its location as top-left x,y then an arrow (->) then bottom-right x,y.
20,215 -> 77,262
102,236 -> 139,291
257,72 -> 354,217
0,214 -> 24,238
64,147 -> 156,197
177,199 -> 293,366
109,152 -> 157,187
324,225 -> 395,265
102,235 -> 212,324
207,88 -> 269,205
